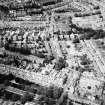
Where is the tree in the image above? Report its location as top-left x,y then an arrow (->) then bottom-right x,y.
36,52 -> 46,58
43,55 -> 54,64
46,85 -> 63,99
4,79 -> 9,86
94,6 -> 100,9
46,86 -> 54,98
53,87 -> 63,99
15,77 -> 26,84
80,55 -> 91,65
63,75 -> 68,85
11,94 -> 20,101
8,74 -> 15,80
21,92 -> 34,104
54,57 -> 68,71
73,38 -> 80,43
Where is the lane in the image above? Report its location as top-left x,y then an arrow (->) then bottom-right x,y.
89,40 -> 105,65
81,40 -> 105,78
87,40 -> 105,75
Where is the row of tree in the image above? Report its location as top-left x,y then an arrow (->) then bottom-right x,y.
5,43 -> 31,55
74,11 -> 101,17
70,24 -> 105,40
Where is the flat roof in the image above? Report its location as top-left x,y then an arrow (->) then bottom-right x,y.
5,86 -> 26,96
